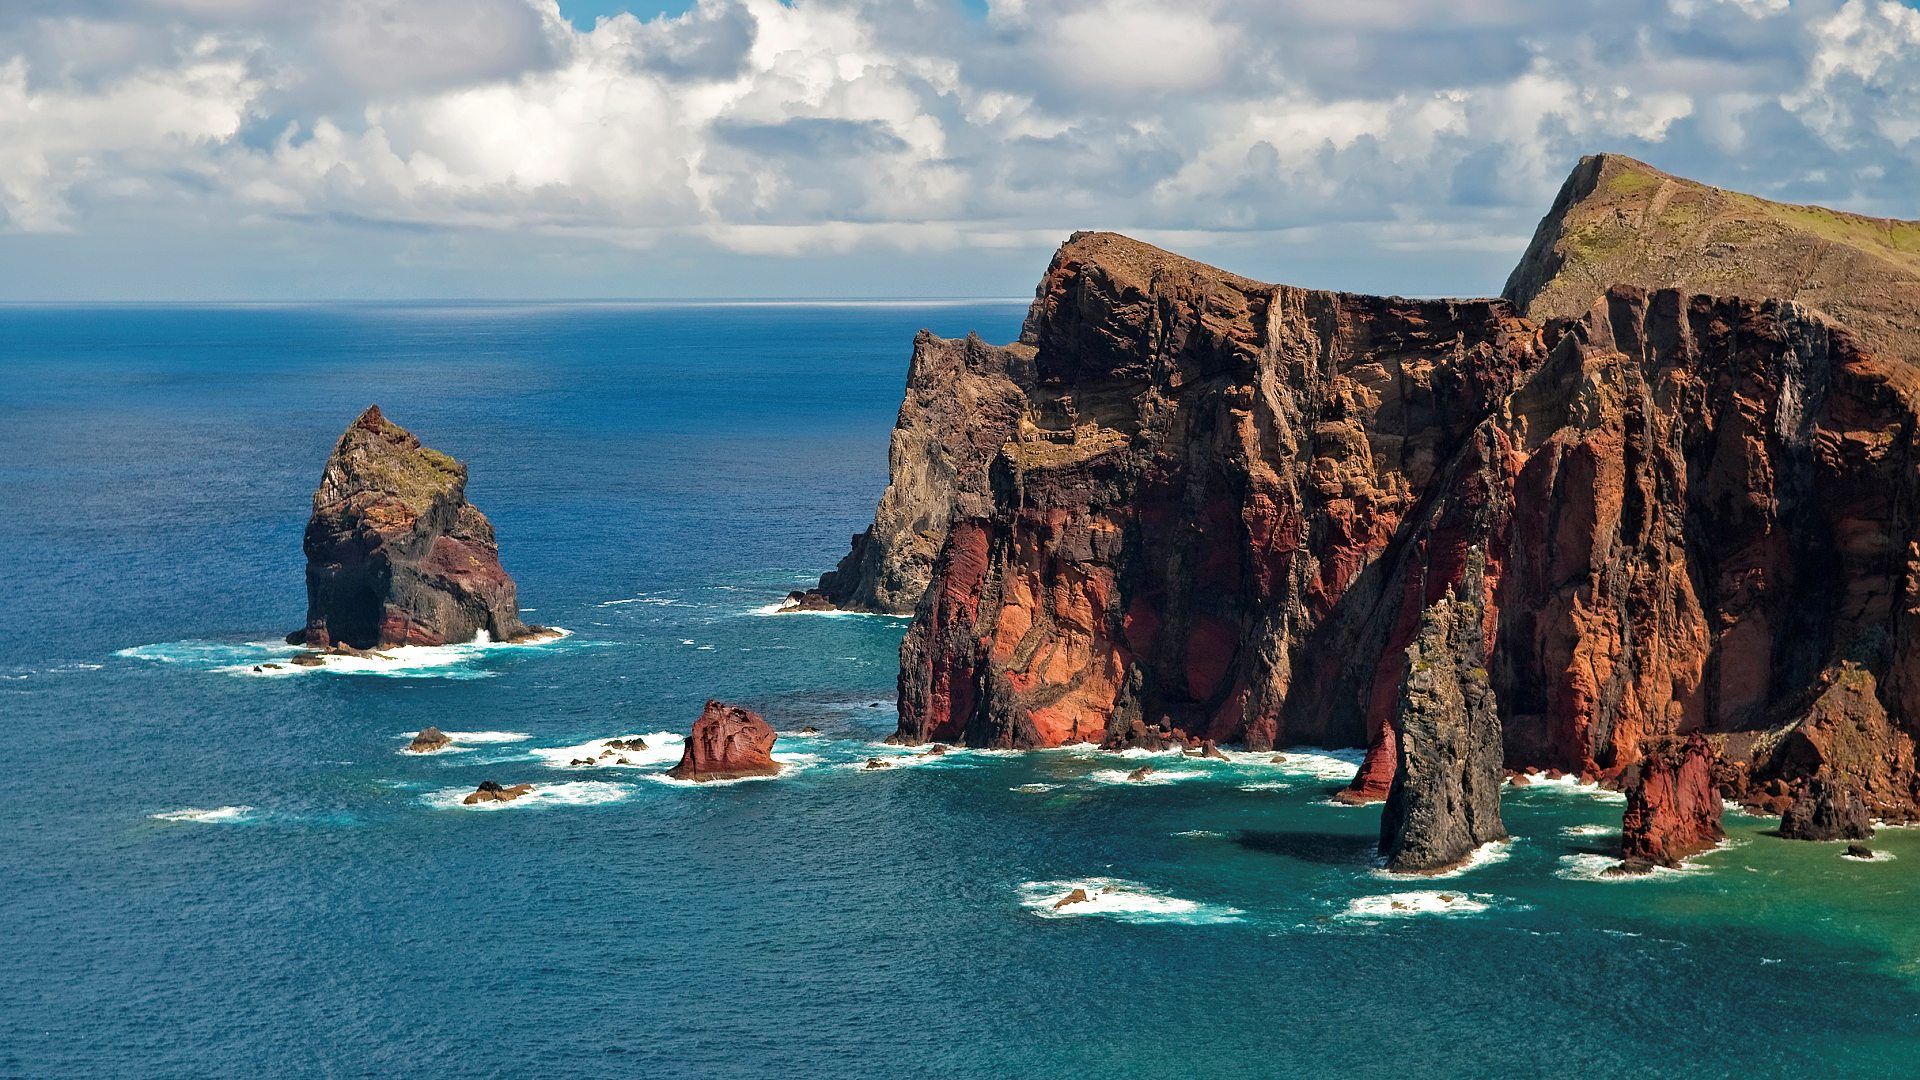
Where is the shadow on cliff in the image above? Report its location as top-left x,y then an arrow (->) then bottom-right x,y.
1235,828 -> 1379,866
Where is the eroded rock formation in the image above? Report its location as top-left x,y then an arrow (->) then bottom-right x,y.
667,701 -> 781,782
464,780 -> 533,805
296,406 -> 543,650
1378,578 -> 1508,873
877,234 -> 1920,826
792,332 -> 1037,614
1780,777 -> 1874,841
1618,734 -> 1724,869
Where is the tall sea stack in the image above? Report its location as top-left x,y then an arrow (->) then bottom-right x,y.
295,406 -> 537,650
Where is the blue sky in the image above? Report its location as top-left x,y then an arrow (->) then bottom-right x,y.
2,0 -> 1919,300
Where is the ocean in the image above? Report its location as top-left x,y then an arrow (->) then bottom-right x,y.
3,302 -> 1919,1078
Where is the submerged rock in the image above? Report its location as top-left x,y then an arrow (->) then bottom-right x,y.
294,405 -> 547,650
666,701 -> 781,783
1379,581 -> 1508,874
463,780 -> 533,805
406,727 -> 452,753
1619,734 -> 1724,868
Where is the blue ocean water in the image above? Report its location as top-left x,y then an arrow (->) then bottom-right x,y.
4,302 -> 1920,1078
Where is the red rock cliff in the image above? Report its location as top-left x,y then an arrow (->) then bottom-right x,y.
887,231 -> 1920,813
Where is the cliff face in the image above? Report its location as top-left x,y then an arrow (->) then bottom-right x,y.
1378,581 -> 1508,873
1505,153 -> 1920,365
797,332 -> 1037,614
297,406 -> 532,649
886,228 -> 1920,817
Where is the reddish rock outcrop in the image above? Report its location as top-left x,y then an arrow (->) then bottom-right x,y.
406,727 -> 452,753
463,780 -> 533,805
667,701 -> 781,782
295,406 -> 544,649
880,231 -> 1920,819
1618,734 -> 1725,868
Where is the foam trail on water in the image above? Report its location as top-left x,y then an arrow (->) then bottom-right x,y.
151,806 -> 254,824
1340,891 -> 1495,919
1371,840 -> 1512,880
119,630 -> 574,680
1018,878 -> 1243,925
420,781 -> 631,811
530,733 -> 685,769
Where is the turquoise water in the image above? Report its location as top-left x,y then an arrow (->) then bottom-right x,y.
4,303 -> 1919,1077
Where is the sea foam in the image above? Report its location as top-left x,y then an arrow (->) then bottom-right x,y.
1340,891 -> 1494,919
151,806 -> 255,824
118,629 -> 574,680
420,781 -> 631,811
1017,878 -> 1243,925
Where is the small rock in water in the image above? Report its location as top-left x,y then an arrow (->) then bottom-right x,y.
1202,740 -> 1229,761
1053,888 -> 1091,910
1846,843 -> 1877,860
463,780 -> 534,805
289,654 -> 325,668
406,727 -> 452,753
1269,754 -> 1287,764
569,757 -> 596,766
1602,858 -> 1656,878
606,737 -> 649,751
864,758 -> 893,770
1126,765 -> 1156,782
925,744 -> 948,757
800,726 -> 821,735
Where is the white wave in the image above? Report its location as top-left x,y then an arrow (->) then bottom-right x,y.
1340,891 -> 1494,919
421,780 -> 630,811
395,730 -> 531,756
1253,747 -> 1368,782
1017,878 -> 1243,925
1173,830 -> 1227,839
530,732 -> 685,769
1510,771 -> 1627,802
1012,783 -> 1061,793
1561,823 -> 1618,838
1372,840 -> 1512,880
838,748 -> 966,771
120,629 -> 574,680
1089,768 -> 1205,786
151,805 -> 254,824
750,599 -> 913,619
1554,852 -> 1695,882
1237,781 -> 1290,792
598,597 -> 678,607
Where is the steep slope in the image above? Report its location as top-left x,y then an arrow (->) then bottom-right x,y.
296,406 -> 539,649
1505,153 -> 1920,366
791,332 -> 1037,614
889,231 -> 1920,824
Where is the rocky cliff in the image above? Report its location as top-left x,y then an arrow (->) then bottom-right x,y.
879,223 -> 1920,824
792,332 -> 1037,614
296,406 -> 538,649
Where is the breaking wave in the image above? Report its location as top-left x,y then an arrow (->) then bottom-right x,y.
1017,878 -> 1244,925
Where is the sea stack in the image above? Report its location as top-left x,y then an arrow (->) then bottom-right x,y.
1617,734 -> 1724,871
1378,582 -> 1508,874
667,701 -> 781,782
295,406 -> 542,650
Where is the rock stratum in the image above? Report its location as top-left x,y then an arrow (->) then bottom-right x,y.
295,406 -> 539,650
837,154 -> 1920,841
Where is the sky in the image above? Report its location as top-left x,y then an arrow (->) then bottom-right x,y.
4,0 -> 1920,300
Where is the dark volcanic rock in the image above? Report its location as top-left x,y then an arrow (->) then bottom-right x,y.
1619,734 -> 1724,867
296,406 -> 540,650
463,780 -> 533,805
667,701 -> 781,782
1781,776 -> 1875,841
1379,581 -> 1508,873
796,332 -> 1038,614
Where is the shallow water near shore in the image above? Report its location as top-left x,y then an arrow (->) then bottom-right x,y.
5,302 -> 1920,1077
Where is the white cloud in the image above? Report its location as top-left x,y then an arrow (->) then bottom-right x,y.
2,0 -> 1919,291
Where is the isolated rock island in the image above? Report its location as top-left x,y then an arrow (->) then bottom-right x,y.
668,701 -> 782,782
292,406 -> 552,650
813,153 -> 1920,864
